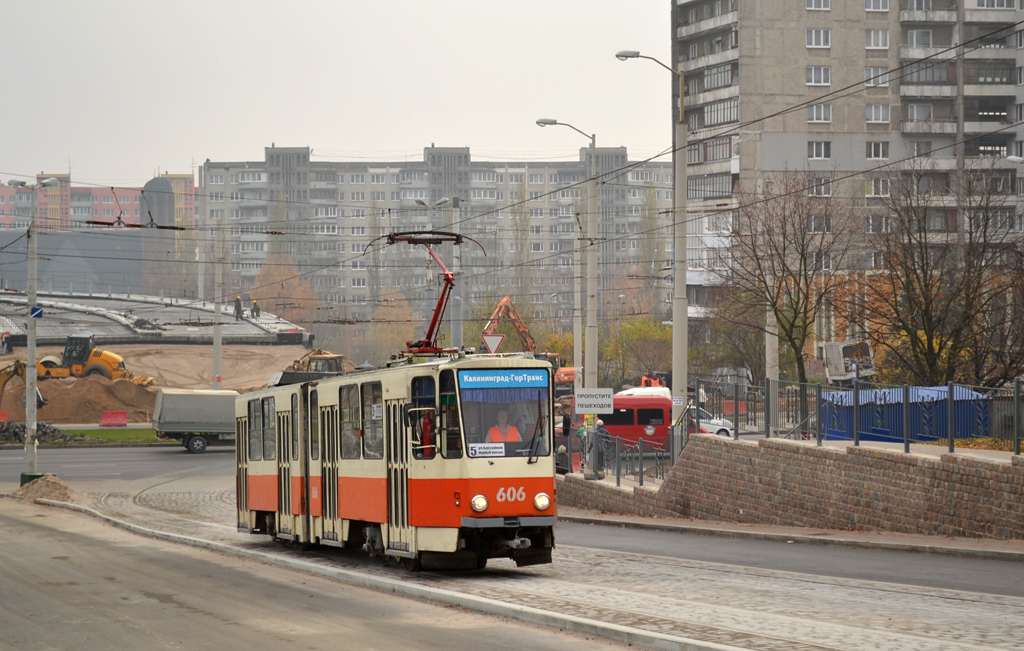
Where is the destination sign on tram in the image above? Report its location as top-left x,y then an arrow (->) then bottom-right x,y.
458,370 -> 548,388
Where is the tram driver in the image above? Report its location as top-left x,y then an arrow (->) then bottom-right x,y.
488,409 -> 521,443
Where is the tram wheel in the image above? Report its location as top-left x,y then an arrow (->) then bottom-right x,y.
476,553 -> 488,570
403,555 -> 422,571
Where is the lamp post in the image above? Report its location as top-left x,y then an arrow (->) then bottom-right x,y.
616,50 -> 689,424
536,118 -> 598,394
8,176 -> 58,484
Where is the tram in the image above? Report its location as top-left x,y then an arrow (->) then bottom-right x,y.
235,232 -> 556,570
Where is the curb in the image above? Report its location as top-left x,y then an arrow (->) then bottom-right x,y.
22,497 -> 743,651
0,442 -> 180,450
557,515 -> 1024,563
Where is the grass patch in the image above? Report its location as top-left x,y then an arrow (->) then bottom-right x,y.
57,427 -> 165,444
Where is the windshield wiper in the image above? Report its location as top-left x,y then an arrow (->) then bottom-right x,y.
527,399 -> 545,464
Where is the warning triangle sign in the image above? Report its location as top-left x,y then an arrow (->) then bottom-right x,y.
481,334 -> 505,354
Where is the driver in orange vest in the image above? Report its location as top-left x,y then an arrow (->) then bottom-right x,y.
488,409 -> 521,442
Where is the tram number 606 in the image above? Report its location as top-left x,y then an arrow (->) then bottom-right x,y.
496,486 -> 526,502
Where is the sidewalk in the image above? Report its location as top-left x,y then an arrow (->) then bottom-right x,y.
557,502 -> 1024,562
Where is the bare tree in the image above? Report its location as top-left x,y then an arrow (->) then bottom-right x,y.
722,171 -> 858,385
845,159 -> 1024,386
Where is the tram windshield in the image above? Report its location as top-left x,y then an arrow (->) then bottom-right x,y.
458,369 -> 551,458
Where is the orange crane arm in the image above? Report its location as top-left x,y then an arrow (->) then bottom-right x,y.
482,296 -> 538,353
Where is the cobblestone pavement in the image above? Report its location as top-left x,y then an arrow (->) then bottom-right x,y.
68,475 -> 1024,651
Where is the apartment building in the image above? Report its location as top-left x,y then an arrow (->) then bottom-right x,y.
671,0 -> 1024,348
198,145 -> 674,325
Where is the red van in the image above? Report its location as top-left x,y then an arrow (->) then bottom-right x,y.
572,394 -> 673,448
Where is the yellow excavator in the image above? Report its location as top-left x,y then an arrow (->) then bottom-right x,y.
36,336 -> 154,386
0,360 -> 47,412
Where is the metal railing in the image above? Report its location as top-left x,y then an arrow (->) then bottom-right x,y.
690,376 -> 1022,455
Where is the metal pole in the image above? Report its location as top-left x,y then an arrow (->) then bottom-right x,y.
816,383 -> 823,446
213,210 -> 222,389
764,378 -> 771,438
25,184 -> 38,480
1015,378 -> 1021,456
853,378 -> 860,446
451,202 -> 463,349
574,212 -> 583,393
947,381 -> 955,453
638,438 -> 644,487
733,382 -> 740,441
903,384 -> 911,454
615,436 -> 621,487
584,136 -> 599,392
672,119 -> 689,424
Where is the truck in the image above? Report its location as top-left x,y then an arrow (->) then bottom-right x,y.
152,388 -> 239,453
37,335 -> 154,386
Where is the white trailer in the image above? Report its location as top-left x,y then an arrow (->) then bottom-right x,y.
152,388 -> 239,453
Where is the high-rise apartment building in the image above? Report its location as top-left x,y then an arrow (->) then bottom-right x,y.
198,145 -> 674,326
672,0 -> 1023,347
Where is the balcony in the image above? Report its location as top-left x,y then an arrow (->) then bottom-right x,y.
964,8 -> 1016,24
680,47 -> 738,74
310,181 -> 336,189
899,10 -> 956,23
901,119 -> 957,134
900,83 -> 956,98
683,83 -> 739,108
894,156 -> 958,171
239,197 -> 268,209
899,46 -> 954,61
677,10 -> 737,39
964,46 -> 1016,60
963,120 -> 1014,134
964,83 -> 1015,97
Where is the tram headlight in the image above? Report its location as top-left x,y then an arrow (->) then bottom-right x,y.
533,492 -> 551,511
470,494 -> 488,513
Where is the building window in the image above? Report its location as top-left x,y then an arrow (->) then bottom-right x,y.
865,67 -> 889,86
865,0 -> 889,10
808,215 -> 832,233
976,0 -> 1010,7
865,104 -> 891,123
806,66 -> 831,85
806,29 -> 831,48
866,142 -> 890,159
807,103 -> 832,123
908,141 -> 932,157
806,0 -> 830,8
867,215 -> 890,233
704,64 -> 733,90
907,30 -> 932,48
807,178 -> 832,196
908,104 -> 933,121
704,98 -> 738,125
865,30 -> 889,49
808,141 -> 832,159
865,178 -> 890,197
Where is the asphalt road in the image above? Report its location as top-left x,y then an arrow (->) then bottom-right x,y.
4,446 -> 1022,599
0,500 -> 624,651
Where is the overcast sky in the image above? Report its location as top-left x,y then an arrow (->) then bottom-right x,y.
3,0 -> 672,187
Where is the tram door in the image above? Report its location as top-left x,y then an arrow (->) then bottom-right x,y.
320,400 -> 340,542
386,398 -> 412,555
275,392 -> 298,539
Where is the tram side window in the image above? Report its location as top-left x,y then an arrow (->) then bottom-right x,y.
411,376 -> 436,460
309,390 -> 320,460
439,370 -> 462,459
362,382 -> 384,459
637,408 -> 665,426
340,385 -> 360,459
262,397 -> 276,460
291,393 -> 299,460
247,399 -> 262,461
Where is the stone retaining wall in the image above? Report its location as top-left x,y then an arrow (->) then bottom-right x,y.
557,435 -> 1024,539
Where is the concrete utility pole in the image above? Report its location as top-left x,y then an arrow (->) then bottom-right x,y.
536,118 -> 599,391
616,50 -> 688,423
8,176 -> 59,484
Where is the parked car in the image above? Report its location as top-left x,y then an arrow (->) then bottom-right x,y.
687,406 -> 735,437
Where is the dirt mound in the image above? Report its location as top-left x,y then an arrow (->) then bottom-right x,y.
1,375 -> 156,424
14,474 -> 81,503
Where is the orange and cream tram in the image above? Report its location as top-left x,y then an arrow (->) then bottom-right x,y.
235,354 -> 556,569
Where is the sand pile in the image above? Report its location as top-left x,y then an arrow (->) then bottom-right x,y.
1,375 -> 156,424
14,474 -> 81,503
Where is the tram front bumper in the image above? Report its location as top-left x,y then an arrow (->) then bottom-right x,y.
460,516 -> 556,528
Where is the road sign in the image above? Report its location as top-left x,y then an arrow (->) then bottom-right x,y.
481,334 -> 505,354
575,388 -> 614,414
672,396 -> 685,406
30,307 -> 42,318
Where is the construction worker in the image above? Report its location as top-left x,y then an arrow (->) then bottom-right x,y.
251,300 -> 261,319
234,296 -> 243,321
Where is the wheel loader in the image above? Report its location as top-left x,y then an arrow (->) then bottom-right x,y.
36,336 -> 154,386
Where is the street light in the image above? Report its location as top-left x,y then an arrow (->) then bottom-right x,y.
616,49 -> 689,425
536,118 -> 598,395
7,176 -> 58,485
